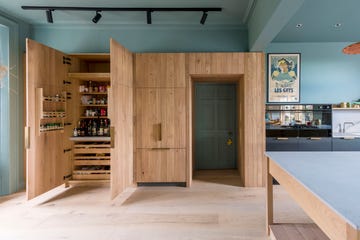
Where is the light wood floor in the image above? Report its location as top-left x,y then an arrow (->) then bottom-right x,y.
0,171 -> 312,240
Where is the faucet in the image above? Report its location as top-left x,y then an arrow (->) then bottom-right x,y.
343,122 -> 354,133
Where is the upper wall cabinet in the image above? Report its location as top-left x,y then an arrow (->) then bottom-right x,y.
135,53 -> 186,88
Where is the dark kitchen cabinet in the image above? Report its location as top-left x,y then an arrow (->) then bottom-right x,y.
298,137 -> 332,151
332,138 -> 360,151
266,137 -> 299,151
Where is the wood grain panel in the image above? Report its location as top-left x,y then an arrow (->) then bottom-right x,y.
243,53 -> 265,187
188,53 -> 245,75
135,88 -> 186,149
26,38 -> 69,200
135,53 -> 186,87
109,39 -> 134,199
136,149 -> 186,182
187,52 -> 265,187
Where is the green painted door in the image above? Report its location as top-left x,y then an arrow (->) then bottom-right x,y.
195,83 -> 236,170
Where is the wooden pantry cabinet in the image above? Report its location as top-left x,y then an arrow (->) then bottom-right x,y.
134,53 -> 187,183
25,38 -> 133,200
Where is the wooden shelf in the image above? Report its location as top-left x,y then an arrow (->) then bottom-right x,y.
79,92 -> 108,95
74,156 -> 110,160
80,116 -> 108,119
68,72 -> 110,81
40,128 -> 64,133
333,107 -> 360,110
68,53 -> 110,61
74,160 -> 111,166
80,104 -> 108,107
72,174 -> 110,180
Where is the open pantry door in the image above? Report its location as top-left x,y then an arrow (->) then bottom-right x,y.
109,39 -> 134,199
25,39 -> 70,200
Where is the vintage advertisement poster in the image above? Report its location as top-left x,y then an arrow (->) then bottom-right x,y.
267,53 -> 300,103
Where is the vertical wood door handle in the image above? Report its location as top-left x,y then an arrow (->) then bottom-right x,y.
25,126 -> 30,149
159,123 -> 162,141
110,126 -> 115,148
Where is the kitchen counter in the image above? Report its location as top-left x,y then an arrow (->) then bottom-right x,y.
266,151 -> 360,237
332,132 -> 360,138
69,136 -> 111,142
266,124 -> 332,130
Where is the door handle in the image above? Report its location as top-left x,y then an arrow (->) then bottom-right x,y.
110,126 -> 115,148
159,123 -> 162,141
151,148 -> 170,150
276,137 -> 288,141
25,126 -> 30,149
309,137 -> 321,140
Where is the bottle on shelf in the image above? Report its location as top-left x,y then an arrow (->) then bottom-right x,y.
104,119 -> 110,136
98,119 -> 104,136
88,81 -> 93,93
87,119 -> 93,136
92,120 -> 97,136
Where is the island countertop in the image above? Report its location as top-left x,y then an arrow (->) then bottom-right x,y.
266,151 -> 360,230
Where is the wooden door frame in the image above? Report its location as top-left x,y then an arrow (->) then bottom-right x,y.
188,75 -> 244,187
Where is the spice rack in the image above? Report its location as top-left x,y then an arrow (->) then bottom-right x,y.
36,88 -> 66,134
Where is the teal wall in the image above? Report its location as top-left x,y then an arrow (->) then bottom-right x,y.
0,11 -> 30,195
0,24 -> 10,196
267,42 -> 360,104
31,25 -> 248,53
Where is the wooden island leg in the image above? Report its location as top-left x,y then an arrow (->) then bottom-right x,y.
266,156 -> 274,235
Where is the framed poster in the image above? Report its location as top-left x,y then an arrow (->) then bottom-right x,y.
267,53 -> 300,103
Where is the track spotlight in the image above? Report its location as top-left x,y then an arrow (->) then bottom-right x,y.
92,10 -> 102,23
22,6 -> 222,25
46,9 -> 53,23
147,10 -> 152,24
200,11 -> 208,25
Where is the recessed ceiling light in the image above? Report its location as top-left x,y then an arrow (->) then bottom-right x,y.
296,23 -> 303,28
334,23 -> 342,28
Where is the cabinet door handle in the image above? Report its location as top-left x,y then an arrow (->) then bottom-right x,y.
276,137 -> 288,141
309,137 -> 321,140
151,148 -> 170,150
159,123 -> 162,141
25,126 -> 30,149
110,126 -> 115,148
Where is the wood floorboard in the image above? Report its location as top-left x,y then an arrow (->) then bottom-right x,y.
270,224 -> 329,240
0,175 -> 313,240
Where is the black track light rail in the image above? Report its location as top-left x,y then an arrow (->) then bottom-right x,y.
21,6 -> 222,12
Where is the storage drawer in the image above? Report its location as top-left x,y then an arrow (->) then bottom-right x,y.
298,137 -> 332,151
136,148 -> 186,182
266,137 -> 299,151
332,138 -> 360,151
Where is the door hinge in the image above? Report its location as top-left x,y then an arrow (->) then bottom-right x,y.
63,148 -> 72,153
63,174 -> 72,180
63,56 -> 71,65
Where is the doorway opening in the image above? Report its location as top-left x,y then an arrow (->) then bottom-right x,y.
192,80 -> 241,186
